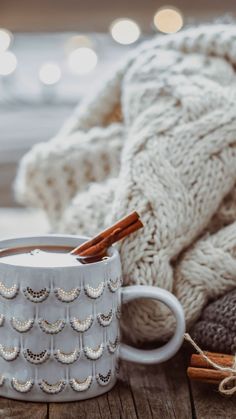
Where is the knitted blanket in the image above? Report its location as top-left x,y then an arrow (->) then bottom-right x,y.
15,24 -> 236,344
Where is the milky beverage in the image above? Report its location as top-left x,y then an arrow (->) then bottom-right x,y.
0,246 -> 105,267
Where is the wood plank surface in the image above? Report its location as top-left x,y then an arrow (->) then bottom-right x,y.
0,397 -> 47,419
190,380 -> 236,419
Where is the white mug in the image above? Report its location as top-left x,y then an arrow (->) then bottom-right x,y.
0,235 -> 185,402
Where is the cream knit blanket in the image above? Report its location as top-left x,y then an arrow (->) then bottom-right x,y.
15,24 -> 236,344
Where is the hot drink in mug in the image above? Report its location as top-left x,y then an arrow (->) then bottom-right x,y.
0,235 -> 185,402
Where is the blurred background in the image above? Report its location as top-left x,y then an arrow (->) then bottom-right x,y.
0,0 -> 235,212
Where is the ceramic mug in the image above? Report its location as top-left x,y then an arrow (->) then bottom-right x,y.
0,235 -> 185,402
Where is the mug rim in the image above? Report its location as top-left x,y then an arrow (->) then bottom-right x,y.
0,234 -> 118,271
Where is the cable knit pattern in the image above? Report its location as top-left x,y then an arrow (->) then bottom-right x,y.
16,124 -> 123,227
59,178 -> 117,236
15,24 -> 236,343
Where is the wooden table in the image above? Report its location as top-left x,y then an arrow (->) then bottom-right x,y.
0,350 -> 235,419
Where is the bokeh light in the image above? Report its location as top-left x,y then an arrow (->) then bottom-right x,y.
65,35 -> 93,53
0,29 -> 12,52
39,62 -> 61,85
68,47 -> 98,75
110,18 -> 141,45
153,7 -> 183,33
0,51 -> 17,76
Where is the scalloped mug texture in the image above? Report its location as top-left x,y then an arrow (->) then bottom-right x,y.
0,235 -> 185,402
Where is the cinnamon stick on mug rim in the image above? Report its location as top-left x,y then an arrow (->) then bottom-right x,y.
78,220 -> 143,257
78,228 -> 121,258
71,211 -> 143,257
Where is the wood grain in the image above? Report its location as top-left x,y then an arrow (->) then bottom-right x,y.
190,380 -> 236,419
0,397 -> 47,419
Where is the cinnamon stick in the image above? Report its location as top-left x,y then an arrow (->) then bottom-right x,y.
187,366 -> 230,385
78,219 -> 143,257
190,353 -> 233,369
111,219 -> 143,242
71,211 -> 142,257
78,228 -> 122,257
187,352 -> 236,386
185,334 -> 236,388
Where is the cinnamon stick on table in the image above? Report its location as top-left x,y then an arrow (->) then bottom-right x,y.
187,366 -> 230,385
187,352 -> 235,385
71,211 -> 143,258
190,353 -> 234,369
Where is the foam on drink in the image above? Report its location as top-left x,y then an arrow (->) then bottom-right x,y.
0,246 -> 81,267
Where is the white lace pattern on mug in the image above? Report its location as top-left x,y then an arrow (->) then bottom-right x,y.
107,336 -> 119,354
39,379 -> 66,394
70,376 -> 93,392
11,378 -> 34,393
96,370 -> 112,386
70,315 -> 93,332
23,349 -> 50,364
0,281 -> 18,299
84,282 -> 104,299
23,287 -> 49,303
11,317 -> 34,333
54,348 -> 80,364
108,277 -> 121,292
38,319 -> 65,334
54,287 -> 80,303
84,343 -> 104,360
97,309 -> 113,327
0,344 -> 20,361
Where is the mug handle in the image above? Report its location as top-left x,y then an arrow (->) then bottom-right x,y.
119,285 -> 185,364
